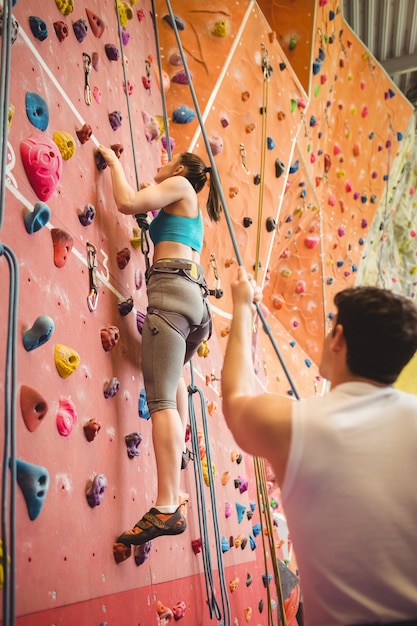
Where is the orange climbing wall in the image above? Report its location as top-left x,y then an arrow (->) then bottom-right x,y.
0,0 -> 415,625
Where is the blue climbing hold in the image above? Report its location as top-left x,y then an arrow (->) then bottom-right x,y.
15,458 -> 50,520
221,536 -> 230,552
249,533 -> 256,550
29,16 -> 48,41
262,572 -> 273,588
25,92 -> 49,131
172,105 -> 195,124
24,201 -> 50,233
267,137 -> 275,150
250,500 -> 256,511
252,522 -> 261,537
312,59 -> 322,75
236,501 -> 246,523
23,315 -> 54,351
289,159 -> 299,174
138,388 -> 151,420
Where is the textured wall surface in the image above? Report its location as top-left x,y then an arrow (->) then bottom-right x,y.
0,0 -> 415,624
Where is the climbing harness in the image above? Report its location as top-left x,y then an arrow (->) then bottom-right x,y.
86,241 -> 98,312
82,53 -> 92,106
146,259 -> 213,351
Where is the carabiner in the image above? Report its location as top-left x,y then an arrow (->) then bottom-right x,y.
83,53 -> 93,105
86,241 -> 98,311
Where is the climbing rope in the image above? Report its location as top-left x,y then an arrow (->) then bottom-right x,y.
254,44 -> 273,283
161,3 -> 299,622
188,362 -> 232,625
0,243 -> 19,626
0,0 -> 13,229
0,2 -> 17,624
162,0 -> 300,400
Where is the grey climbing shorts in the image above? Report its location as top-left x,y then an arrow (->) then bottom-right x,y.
142,260 -> 211,414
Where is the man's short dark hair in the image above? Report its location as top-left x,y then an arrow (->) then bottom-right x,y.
334,286 -> 417,384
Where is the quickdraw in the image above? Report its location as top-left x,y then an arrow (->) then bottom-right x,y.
86,241 -> 98,311
209,253 -> 223,299
83,53 -> 92,105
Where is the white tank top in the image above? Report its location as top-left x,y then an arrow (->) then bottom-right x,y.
281,382 -> 417,625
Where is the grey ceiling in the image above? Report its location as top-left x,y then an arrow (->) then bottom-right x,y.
342,0 -> 417,107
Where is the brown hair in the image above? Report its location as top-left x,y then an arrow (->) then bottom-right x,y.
179,152 -> 223,222
334,286 -> 417,384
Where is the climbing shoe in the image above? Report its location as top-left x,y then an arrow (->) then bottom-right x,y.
116,503 -> 187,546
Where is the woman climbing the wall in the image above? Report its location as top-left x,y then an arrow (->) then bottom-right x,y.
97,145 -> 223,554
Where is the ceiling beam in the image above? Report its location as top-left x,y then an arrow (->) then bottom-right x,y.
381,51 -> 417,75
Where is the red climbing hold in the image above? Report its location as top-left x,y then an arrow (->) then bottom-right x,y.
51,228 -> 73,267
85,8 -> 105,38
20,385 -> 48,432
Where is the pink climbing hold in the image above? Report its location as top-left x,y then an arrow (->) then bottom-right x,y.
51,228 -> 73,268
225,501 -> 232,518
172,601 -> 187,620
56,396 -> 77,436
20,134 -> 63,202
295,280 -> 306,294
304,235 -> 320,249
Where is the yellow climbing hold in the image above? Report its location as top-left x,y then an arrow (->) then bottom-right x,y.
116,1 -> 134,26
8,103 -> 15,129
54,344 -> 80,378
211,20 -> 230,37
130,227 -> 142,250
55,0 -> 74,16
0,541 -> 10,589
53,131 -> 76,161
202,456 -> 216,486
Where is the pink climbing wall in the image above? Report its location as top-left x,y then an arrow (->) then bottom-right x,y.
0,0 -> 415,624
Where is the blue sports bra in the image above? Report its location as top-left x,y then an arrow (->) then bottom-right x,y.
149,209 -> 204,253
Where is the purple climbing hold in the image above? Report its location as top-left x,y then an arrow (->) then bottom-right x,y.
86,473 -> 107,507
104,377 -> 120,399
121,28 -> 130,45
78,203 -> 96,226
136,310 -> 146,334
118,296 -> 134,316
105,43 -> 120,61
125,432 -> 143,458
238,475 -> 248,493
172,69 -> 190,84
15,458 -> 50,520
109,110 -> 122,131
95,151 -> 107,171
25,92 -> 49,131
134,540 -> 152,566
72,18 -> 88,43
29,16 -> 48,41
23,315 -> 54,351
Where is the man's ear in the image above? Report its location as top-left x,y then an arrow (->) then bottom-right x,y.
331,324 -> 346,352
173,163 -> 185,176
